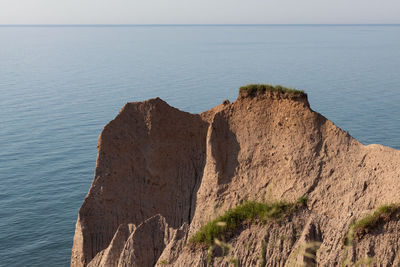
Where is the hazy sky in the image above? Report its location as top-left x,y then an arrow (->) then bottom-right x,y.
1,0 -> 399,25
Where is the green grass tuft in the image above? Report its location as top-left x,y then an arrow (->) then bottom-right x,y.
354,204 -> 400,232
340,205 -> 398,266
343,204 -> 400,246
159,259 -> 168,265
297,196 -> 308,206
239,84 -> 305,97
189,197 -> 307,246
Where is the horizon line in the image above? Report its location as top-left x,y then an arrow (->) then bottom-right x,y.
1,23 -> 400,27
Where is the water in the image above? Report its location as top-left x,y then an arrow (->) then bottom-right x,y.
0,25 -> 399,266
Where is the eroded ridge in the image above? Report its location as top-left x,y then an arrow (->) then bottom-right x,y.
71,86 -> 400,267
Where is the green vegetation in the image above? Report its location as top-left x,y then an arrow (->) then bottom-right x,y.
159,259 -> 168,265
229,257 -> 239,267
239,84 -> 305,96
352,204 -> 400,238
189,197 -> 307,246
342,220 -> 368,267
342,225 -> 374,267
341,204 -> 400,266
297,195 -> 308,206
343,204 -> 400,247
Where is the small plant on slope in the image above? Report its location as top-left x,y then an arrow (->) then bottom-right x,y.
341,204 -> 400,266
352,204 -> 400,239
190,197 -> 307,246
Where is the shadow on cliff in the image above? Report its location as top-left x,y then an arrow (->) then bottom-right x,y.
188,111 -> 240,224
210,112 -> 240,185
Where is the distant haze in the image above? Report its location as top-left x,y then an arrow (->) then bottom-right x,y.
1,0 -> 399,25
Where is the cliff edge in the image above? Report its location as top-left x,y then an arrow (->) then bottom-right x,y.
71,85 -> 400,266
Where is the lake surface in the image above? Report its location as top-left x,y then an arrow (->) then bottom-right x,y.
0,25 -> 399,266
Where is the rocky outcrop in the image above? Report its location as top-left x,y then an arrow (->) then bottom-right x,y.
71,89 -> 400,266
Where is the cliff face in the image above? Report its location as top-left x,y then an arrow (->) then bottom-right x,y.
71,90 -> 400,267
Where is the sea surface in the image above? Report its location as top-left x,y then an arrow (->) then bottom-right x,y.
0,25 -> 399,266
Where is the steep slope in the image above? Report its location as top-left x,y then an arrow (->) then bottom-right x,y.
71,87 -> 400,266
71,98 -> 209,266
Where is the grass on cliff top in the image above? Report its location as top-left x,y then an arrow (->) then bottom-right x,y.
190,197 -> 308,246
239,84 -> 305,96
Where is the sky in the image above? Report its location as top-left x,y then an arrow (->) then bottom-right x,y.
0,0 -> 399,25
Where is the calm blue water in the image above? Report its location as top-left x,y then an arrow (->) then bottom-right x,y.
0,25 -> 399,266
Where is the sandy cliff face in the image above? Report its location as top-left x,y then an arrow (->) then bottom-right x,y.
71,90 -> 400,267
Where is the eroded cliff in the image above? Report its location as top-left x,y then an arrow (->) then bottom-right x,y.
71,86 -> 400,266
